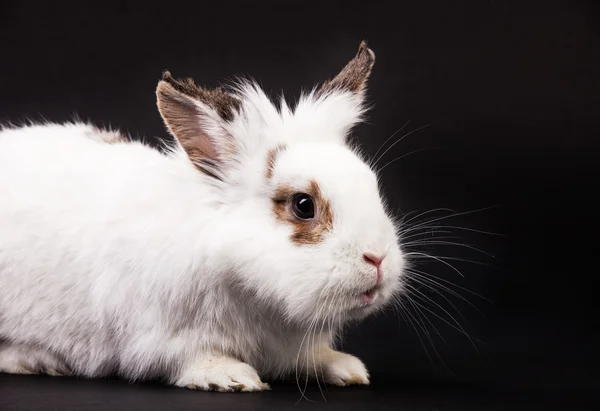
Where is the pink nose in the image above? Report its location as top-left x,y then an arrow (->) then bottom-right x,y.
364,252 -> 384,284
363,252 -> 384,268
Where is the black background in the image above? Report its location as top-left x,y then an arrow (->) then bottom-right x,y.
0,0 -> 598,409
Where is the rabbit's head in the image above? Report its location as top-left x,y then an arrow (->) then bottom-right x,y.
156,42 -> 404,327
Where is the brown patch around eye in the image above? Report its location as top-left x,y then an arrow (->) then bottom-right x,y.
272,180 -> 334,246
265,144 -> 286,180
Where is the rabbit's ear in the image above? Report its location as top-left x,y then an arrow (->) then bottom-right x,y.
317,41 -> 375,97
156,71 -> 241,181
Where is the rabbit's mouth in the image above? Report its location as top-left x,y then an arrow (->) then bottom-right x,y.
359,285 -> 381,305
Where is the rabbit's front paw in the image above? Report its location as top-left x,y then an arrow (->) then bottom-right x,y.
175,355 -> 270,392
319,348 -> 370,386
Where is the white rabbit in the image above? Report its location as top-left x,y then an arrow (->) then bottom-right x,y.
0,41 -> 405,392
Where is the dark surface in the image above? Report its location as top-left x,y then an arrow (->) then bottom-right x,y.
1,0 -> 599,409
0,373 -> 596,411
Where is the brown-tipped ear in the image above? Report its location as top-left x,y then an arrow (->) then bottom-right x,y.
156,72 -> 240,180
159,71 -> 240,121
317,41 -> 375,97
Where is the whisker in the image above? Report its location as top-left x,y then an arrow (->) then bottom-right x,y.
407,293 -> 447,345
405,224 -> 502,237
312,294 -> 330,401
379,148 -> 435,173
407,253 -> 495,268
393,296 -> 438,372
402,237 -> 465,245
295,284 -> 330,403
301,320 -> 315,401
371,120 -> 411,163
407,268 -> 492,304
373,123 -> 433,167
400,208 -> 457,226
401,206 -> 500,235
400,231 -> 455,242
405,287 -> 483,349
406,297 -> 440,356
404,295 -> 459,379
406,276 -> 483,332
318,309 -> 331,394
405,251 -> 466,277
402,240 -> 496,259
295,321 -> 314,403
428,225 -> 503,237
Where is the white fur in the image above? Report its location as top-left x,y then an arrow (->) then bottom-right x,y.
0,85 -> 404,390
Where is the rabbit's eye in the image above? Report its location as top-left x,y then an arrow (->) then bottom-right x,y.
292,193 -> 315,220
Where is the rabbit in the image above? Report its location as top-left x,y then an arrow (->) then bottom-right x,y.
0,41 -> 405,392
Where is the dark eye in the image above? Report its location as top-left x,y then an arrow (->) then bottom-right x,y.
291,193 -> 315,220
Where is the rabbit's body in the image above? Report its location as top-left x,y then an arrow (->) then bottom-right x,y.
0,43 -> 404,391
0,123 -> 313,381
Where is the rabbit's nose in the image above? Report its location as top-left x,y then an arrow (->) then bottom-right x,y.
363,252 -> 386,285
363,252 -> 384,268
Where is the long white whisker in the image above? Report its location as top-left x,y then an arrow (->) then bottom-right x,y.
406,253 -> 494,268
295,321 -> 314,403
407,292 -> 446,345
427,225 -> 502,237
311,295 -> 329,401
400,208 -> 457,226
373,123 -> 433,166
406,269 -> 490,310
318,305 -> 330,395
295,283 -> 331,403
401,206 -> 499,234
403,240 -> 496,259
405,286 -> 482,349
379,148 -> 436,173
394,296 -> 438,371
405,251 -> 466,277
407,276 -> 482,333
404,224 -> 502,237
400,231 -> 456,242
404,296 -> 459,379
371,120 -> 411,163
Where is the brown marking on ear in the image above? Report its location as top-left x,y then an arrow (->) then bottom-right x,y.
265,144 -> 287,180
156,72 -> 242,180
156,80 -> 219,164
161,71 -> 240,121
272,180 -> 334,246
318,40 -> 375,97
